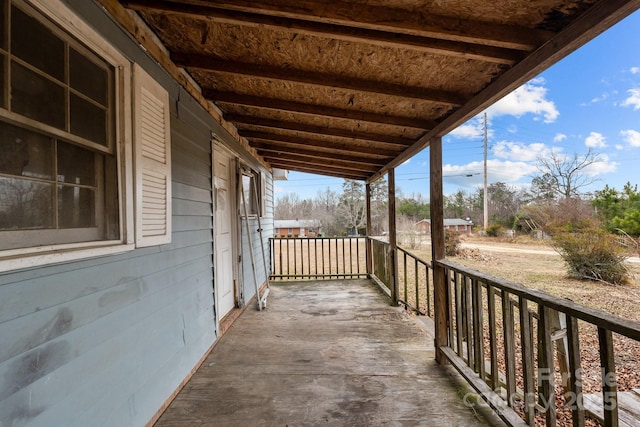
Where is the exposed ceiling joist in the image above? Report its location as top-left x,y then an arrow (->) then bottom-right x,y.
173,54 -> 466,106
205,91 -> 435,130
255,145 -> 386,168
226,115 -> 414,147
259,152 -> 382,172
198,0 -> 554,50
266,159 -> 368,180
122,0 -> 527,64
243,130 -> 401,158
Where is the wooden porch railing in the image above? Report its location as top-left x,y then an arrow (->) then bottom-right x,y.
368,238 -> 434,316
270,237 -> 640,426
437,259 -> 640,427
269,237 -> 367,280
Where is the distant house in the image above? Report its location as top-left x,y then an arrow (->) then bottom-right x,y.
274,220 -> 321,237
416,219 -> 473,235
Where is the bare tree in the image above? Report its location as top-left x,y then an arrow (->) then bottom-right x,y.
535,148 -> 601,199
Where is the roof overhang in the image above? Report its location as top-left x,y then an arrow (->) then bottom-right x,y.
105,0 -> 640,182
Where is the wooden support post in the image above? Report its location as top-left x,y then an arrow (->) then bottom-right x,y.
366,183 -> 372,277
430,137 -> 448,363
388,169 -> 398,306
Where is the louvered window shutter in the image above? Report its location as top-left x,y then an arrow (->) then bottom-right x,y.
133,64 -> 172,247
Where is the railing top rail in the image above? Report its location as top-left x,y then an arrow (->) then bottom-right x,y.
397,246 -> 432,265
437,258 -> 640,341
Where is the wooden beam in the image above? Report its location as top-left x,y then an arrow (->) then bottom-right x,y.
243,130 -> 401,157
227,114 -> 416,147
260,152 -> 380,173
200,0 -> 553,50
388,168 -> 398,306
122,0 -> 524,64
369,0 -> 640,181
257,147 -> 385,169
172,54 -> 465,106
429,136 -> 448,364
207,91 -> 436,130
266,160 -> 368,180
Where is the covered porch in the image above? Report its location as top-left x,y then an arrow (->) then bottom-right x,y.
154,279 -> 500,426
96,1 -> 640,426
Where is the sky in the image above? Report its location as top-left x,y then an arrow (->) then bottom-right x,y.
274,10 -> 640,201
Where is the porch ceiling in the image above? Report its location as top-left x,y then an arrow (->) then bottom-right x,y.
119,0 -> 639,181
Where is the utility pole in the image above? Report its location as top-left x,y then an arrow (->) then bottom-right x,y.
483,112 -> 488,231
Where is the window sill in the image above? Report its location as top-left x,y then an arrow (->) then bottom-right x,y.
0,241 -> 135,273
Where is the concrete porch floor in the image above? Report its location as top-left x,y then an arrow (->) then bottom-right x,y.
154,279 -> 499,426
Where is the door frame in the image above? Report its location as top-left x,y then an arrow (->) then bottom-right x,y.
212,140 -> 241,331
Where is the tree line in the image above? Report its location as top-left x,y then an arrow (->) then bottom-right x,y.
275,148 -> 639,238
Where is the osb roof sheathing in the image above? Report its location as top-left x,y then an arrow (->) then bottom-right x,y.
115,0 -> 639,181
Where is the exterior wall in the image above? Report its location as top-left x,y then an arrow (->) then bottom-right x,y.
0,2 -> 272,426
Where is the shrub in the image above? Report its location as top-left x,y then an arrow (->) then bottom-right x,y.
445,230 -> 461,256
552,229 -> 629,285
486,224 -> 502,237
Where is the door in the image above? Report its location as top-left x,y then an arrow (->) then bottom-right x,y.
213,144 -> 237,318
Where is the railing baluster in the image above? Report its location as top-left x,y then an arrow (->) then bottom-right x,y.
403,252 -> 408,309
472,279 -> 484,380
487,285 -> 499,391
566,314 -> 585,427
414,258 -> 419,314
454,271 -> 463,357
539,306 -> 557,426
502,290 -> 517,406
464,276 -> 474,369
519,298 -> 535,426
598,327 -> 618,427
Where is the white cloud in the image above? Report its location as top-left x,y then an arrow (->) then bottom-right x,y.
631,67 -> 640,74
581,92 -> 609,106
553,133 -> 567,143
493,141 -> 551,162
615,144 -> 624,150
583,153 -> 617,176
585,132 -> 607,148
622,88 -> 640,110
486,80 -> 559,123
449,120 -> 483,139
621,129 -> 640,147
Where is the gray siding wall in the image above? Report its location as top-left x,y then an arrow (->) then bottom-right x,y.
0,1 -> 272,426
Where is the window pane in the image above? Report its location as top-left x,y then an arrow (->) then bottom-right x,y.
57,141 -> 96,186
0,121 -> 53,179
70,93 -> 107,146
11,61 -> 65,129
70,48 -> 109,105
0,177 -> 53,230
11,5 -> 64,81
58,185 -> 95,228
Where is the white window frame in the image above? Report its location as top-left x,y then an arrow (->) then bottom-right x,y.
0,0 -> 136,272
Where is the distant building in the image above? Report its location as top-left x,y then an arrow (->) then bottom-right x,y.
274,220 -> 321,237
416,219 -> 473,235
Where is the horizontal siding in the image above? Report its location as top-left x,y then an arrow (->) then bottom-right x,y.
0,4 -> 216,423
0,2 -> 274,426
